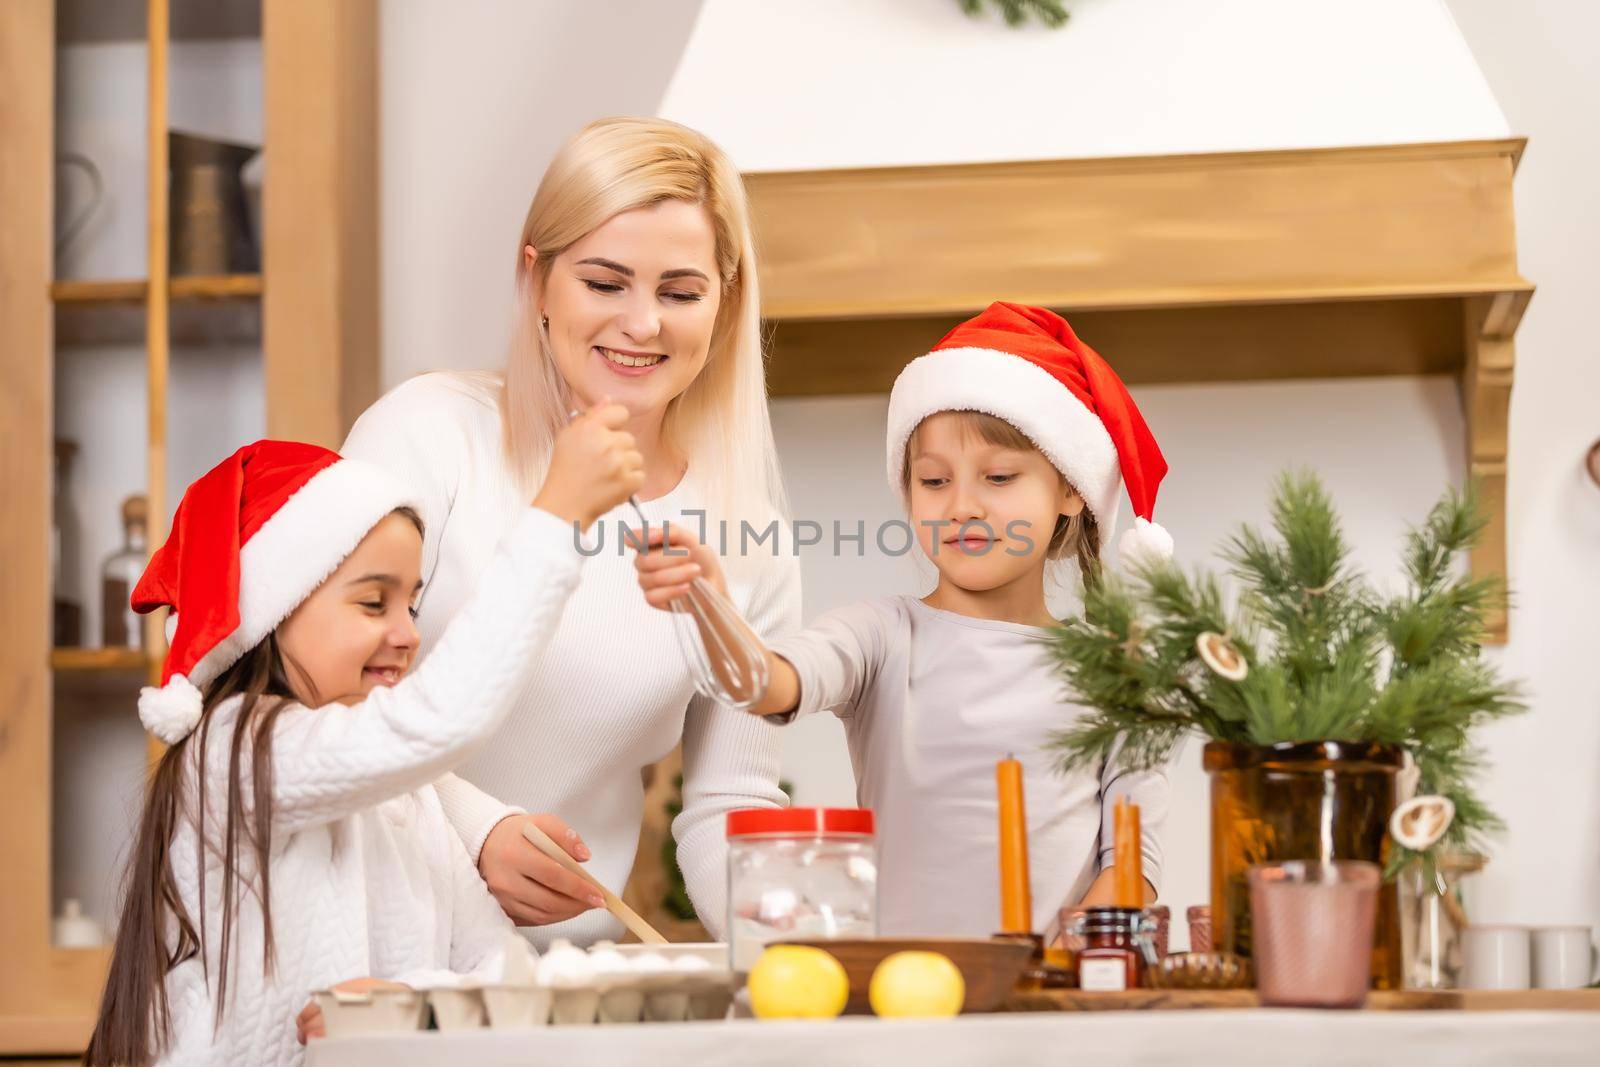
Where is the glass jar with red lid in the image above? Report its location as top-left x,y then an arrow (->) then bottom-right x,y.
726,808 -> 877,973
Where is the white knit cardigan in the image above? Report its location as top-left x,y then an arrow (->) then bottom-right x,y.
153,507 -> 581,1066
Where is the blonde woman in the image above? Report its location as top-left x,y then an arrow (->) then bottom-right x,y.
342,117 -> 797,947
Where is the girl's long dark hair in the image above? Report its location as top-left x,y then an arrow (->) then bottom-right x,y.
84,507 -> 423,1067
84,635 -> 296,1067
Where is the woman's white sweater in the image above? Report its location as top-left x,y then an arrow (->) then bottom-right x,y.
341,373 -> 800,947
156,508 -> 580,1066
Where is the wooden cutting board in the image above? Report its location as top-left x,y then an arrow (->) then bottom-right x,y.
1005,988 -> 1600,1012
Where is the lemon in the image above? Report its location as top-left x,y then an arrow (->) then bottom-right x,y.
868,951 -> 965,1018
748,945 -> 849,1020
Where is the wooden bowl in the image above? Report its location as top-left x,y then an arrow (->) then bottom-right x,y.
777,937 -> 1034,1014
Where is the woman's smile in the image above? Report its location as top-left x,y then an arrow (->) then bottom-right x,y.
595,345 -> 668,375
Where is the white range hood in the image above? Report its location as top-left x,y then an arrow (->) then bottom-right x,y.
659,0 -> 1508,172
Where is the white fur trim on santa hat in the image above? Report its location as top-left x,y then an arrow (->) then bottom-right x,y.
139,673 -> 203,743
887,347 -> 1123,533
1118,516 -> 1175,569
178,459 -> 419,691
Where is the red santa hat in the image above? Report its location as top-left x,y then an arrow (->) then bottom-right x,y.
886,301 -> 1172,566
132,440 -> 419,743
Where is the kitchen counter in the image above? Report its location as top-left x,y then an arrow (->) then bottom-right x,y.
307,1009 -> 1600,1066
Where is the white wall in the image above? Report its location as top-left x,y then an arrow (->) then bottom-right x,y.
1435,0 -> 1600,928
377,0 -> 1599,939
659,0 -> 1508,171
379,1 -> 705,388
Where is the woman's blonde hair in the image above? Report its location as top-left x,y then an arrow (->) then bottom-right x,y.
901,411 -> 1101,584
501,117 -> 786,559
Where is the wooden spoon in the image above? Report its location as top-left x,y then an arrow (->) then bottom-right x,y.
520,821 -> 668,944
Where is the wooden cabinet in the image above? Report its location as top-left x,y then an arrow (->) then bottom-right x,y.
0,0 -> 377,1055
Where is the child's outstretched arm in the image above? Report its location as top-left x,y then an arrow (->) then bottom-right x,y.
1078,750 -> 1172,907
1074,867 -> 1158,908
632,522 -> 801,717
635,529 -> 895,727
191,507 -> 580,837
191,404 -> 643,836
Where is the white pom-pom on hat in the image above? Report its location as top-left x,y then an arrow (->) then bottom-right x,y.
1118,516 -> 1174,570
138,674 -> 204,744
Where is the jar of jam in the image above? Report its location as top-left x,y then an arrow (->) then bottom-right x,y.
1070,906 -> 1161,991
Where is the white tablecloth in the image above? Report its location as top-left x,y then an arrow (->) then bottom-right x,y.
306,1010 -> 1600,1067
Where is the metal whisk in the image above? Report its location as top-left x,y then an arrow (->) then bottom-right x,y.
568,409 -> 770,709
630,496 -> 771,711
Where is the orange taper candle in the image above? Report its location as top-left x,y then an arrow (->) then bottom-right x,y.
997,754 -> 1033,933
1113,797 -> 1143,907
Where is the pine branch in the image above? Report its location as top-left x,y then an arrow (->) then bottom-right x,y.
1403,484 -> 1486,597
959,0 -> 1070,28
1044,468 -> 1527,865
1385,485 -> 1507,670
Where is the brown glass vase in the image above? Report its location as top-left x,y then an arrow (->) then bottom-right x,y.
1204,741 -> 1403,990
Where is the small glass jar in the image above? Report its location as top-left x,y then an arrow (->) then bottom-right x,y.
101,494 -> 148,649
726,808 -> 876,974
1070,906 -> 1160,992
1399,851 -> 1485,989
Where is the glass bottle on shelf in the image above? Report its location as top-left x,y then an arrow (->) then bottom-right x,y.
101,494 -> 148,650
53,439 -> 83,647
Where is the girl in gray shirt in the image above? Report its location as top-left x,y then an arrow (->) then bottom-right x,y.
636,302 -> 1176,937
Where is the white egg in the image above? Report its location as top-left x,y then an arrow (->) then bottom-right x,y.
670,955 -> 711,973
537,939 -> 596,989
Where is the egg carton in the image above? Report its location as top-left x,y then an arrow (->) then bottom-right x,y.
311,987 -> 429,1038
429,941 -> 734,1030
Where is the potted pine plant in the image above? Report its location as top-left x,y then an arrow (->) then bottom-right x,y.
1046,471 -> 1524,989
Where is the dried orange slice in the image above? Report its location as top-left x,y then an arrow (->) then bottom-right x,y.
1196,632 -> 1248,681
1390,795 -> 1455,851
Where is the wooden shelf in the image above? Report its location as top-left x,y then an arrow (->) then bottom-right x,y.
768,297 -> 1473,397
55,297 -> 260,348
50,278 -> 144,304
56,0 -> 260,44
52,276 -> 264,345
51,273 -> 263,305
172,273 -> 263,300
51,647 -> 149,673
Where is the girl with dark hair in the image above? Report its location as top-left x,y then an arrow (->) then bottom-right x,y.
85,409 -> 640,1066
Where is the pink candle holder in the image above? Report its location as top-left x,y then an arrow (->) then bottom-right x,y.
1248,860 -> 1380,1008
